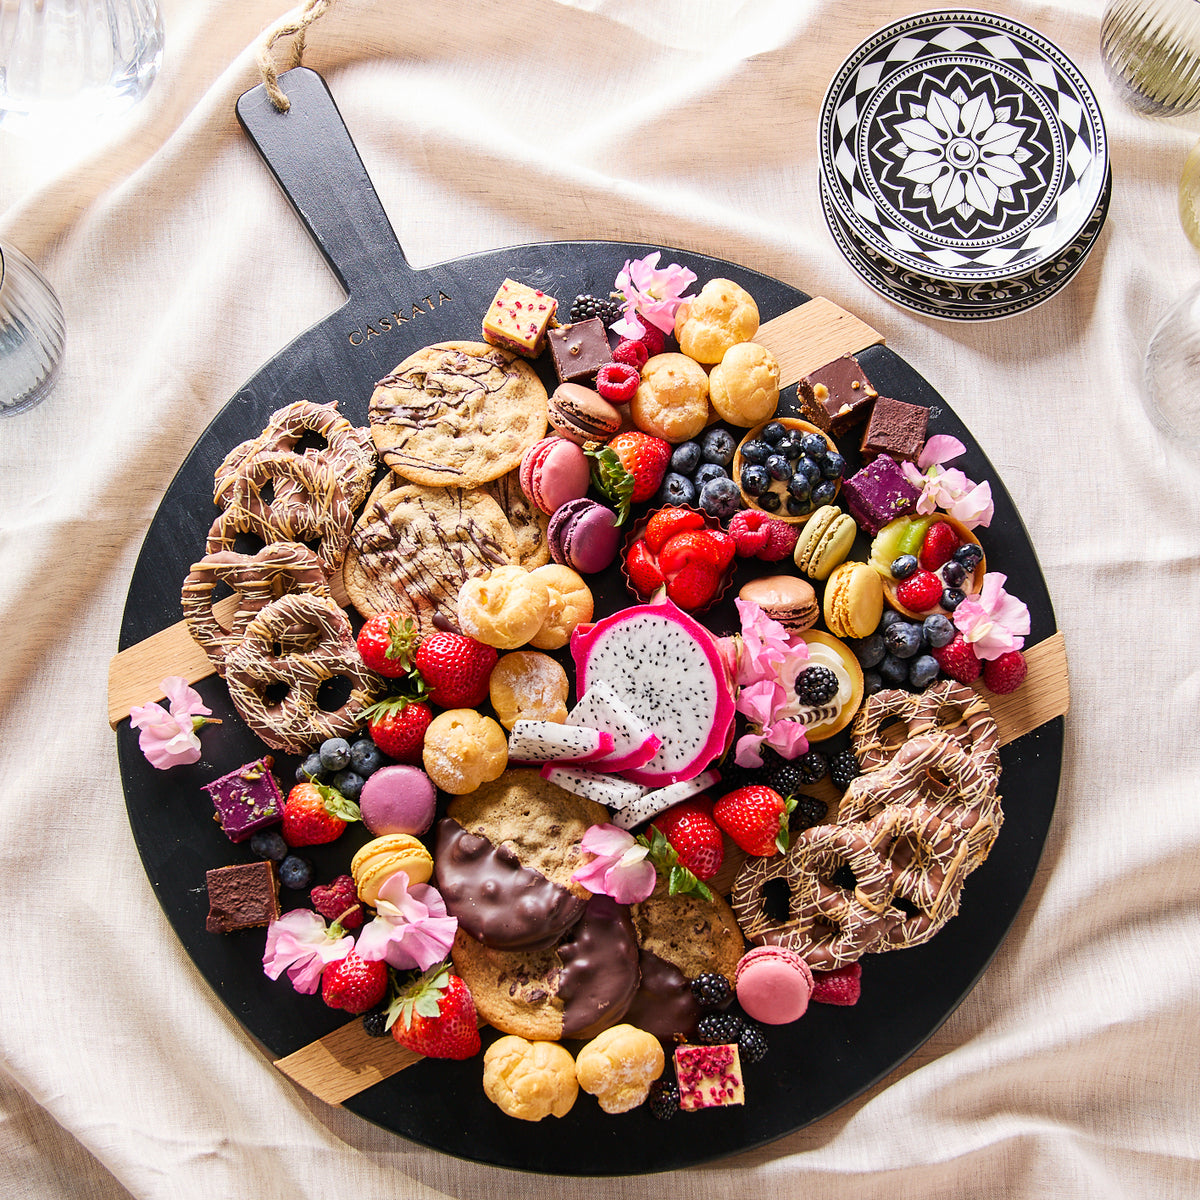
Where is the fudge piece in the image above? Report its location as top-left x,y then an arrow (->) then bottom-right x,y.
859,393 -> 929,463
798,355 -> 879,435
205,861 -> 280,933
203,755 -> 284,843
547,318 -> 612,383
842,453 -> 922,535
482,278 -> 557,357
673,1043 -> 745,1111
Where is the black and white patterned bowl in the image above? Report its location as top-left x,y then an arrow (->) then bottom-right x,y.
819,9 -> 1108,283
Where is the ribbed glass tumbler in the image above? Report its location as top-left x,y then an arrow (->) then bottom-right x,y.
0,243 -> 66,417
1101,0 -> 1200,116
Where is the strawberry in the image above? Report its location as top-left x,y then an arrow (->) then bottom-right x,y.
666,560 -> 720,610
811,961 -> 862,1006
413,632 -> 497,708
282,781 -> 361,847
919,520 -> 960,570
595,361 -> 640,403
636,824 -> 713,901
611,337 -> 648,370
321,948 -> 388,1014
982,649 -> 1027,694
931,631 -> 982,683
651,797 -> 724,881
356,612 -> 420,679
658,529 -> 736,576
310,874 -> 363,930
895,569 -> 943,612
362,695 -> 432,764
605,431 -> 672,503
712,785 -> 793,857
644,506 -> 706,553
388,963 -> 481,1060
625,539 -> 664,596
728,509 -> 771,557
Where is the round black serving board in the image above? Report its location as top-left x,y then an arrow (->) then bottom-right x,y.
116,68 -> 1062,1174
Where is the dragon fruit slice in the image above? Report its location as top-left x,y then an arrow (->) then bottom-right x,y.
541,765 -> 649,810
567,681 -> 662,773
508,721 -> 614,764
572,599 -> 735,787
611,770 -> 721,831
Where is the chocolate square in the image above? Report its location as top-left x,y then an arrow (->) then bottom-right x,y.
842,453 -> 923,535
202,756 -> 284,843
859,394 -> 929,463
205,861 -> 280,933
547,318 -> 612,383
797,355 -> 879,435
674,1042 -> 745,1110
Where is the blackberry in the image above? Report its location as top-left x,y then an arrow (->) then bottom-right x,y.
830,748 -> 861,791
795,749 -> 828,785
767,760 -> 804,799
647,1078 -> 680,1120
696,1012 -> 744,1045
719,758 -> 763,795
789,794 -> 828,832
362,1010 -> 389,1038
738,1022 -> 769,1065
690,971 -> 733,1009
796,665 -> 839,706
568,292 -> 622,326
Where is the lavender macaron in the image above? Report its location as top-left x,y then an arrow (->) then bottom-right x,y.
359,765 -> 438,837
548,498 -> 620,575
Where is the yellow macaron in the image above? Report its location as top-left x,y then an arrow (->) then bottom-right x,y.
822,560 -> 883,639
351,834 -> 434,906
793,505 -> 857,581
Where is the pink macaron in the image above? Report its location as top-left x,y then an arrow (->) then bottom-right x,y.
358,765 -> 438,837
519,436 -> 591,516
734,945 -> 814,1024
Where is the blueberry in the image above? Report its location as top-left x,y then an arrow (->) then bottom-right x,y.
795,456 -> 822,484
349,738 -> 385,777
670,441 -> 702,475
853,633 -> 886,668
759,491 -> 782,512
776,431 -> 806,460
332,769 -> 365,802
908,654 -> 940,689
249,830 -> 288,862
762,421 -> 787,445
879,654 -> 909,686
879,609 -> 907,631
863,670 -> 884,696
891,554 -> 918,581
296,752 -> 328,784
786,472 -> 812,500
740,464 -> 771,497
740,439 -> 772,465
922,614 -> 955,649
657,472 -> 697,506
953,543 -> 983,571
942,587 -> 966,611
822,451 -> 846,479
319,737 -> 351,772
785,494 -> 814,516
699,476 -> 742,519
811,479 -> 839,507
884,620 -> 923,659
694,462 -> 728,486
800,433 -> 828,459
279,855 -> 315,890
941,560 -> 967,588
702,427 -> 737,466
765,454 -> 792,482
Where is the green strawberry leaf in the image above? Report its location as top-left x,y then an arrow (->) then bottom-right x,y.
360,688 -> 427,725
587,445 -> 635,525
384,615 -> 420,666
775,796 -> 797,856
385,961 -> 451,1032
314,780 -> 362,825
639,825 -> 713,903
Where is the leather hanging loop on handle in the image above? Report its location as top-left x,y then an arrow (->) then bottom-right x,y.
258,0 -> 339,111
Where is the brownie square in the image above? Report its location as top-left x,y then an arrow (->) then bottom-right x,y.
547,318 -> 612,383
859,393 -> 929,463
798,355 -> 879,435
202,756 -> 284,843
205,861 -> 280,933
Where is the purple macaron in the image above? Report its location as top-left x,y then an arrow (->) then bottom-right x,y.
548,498 -> 620,574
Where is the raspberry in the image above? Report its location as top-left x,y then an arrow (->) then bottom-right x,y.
896,569 -> 943,612
637,325 -> 666,356
931,631 -> 982,683
612,338 -> 648,370
811,961 -> 862,1006
595,361 -> 639,403
568,293 -> 622,325
982,649 -> 1027,694
310,874 -> 363,929
757,516 -> 800,562
920,520 -> 961,570
727,509 -> 771,556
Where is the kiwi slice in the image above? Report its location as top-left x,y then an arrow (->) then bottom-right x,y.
869,515 -> 932,574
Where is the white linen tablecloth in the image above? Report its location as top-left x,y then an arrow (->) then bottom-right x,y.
2,0 -> 1198,1195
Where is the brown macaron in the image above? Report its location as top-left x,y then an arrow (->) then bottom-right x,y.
737,575 -> 820,633
547,383 -> 623,445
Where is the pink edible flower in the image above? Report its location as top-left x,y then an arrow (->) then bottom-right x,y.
731,599 -> 796,686
355,871 -> 458,972
901,435 -> 994,529
128,676 -> 219,769
262,909 -> 353,994
953,572 -> 1030,661
612,252 -> 697,339
572,824 -> 657,904
734,719 -> 809,768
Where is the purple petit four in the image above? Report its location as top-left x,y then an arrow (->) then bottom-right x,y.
203,756 -> 284,843
841,454 -> 922,535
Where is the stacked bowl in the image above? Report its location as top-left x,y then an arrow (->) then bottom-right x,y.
818,9 -> 1109,321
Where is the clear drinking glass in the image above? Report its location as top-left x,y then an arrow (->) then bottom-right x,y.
1143,282 -> 1200,447
0,0 -> 164,132
0,242 -> 66,417
1101,0 -> 1200,116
